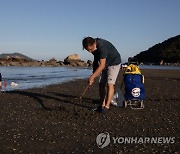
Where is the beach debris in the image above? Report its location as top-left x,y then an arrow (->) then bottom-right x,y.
11,82 -> 19,87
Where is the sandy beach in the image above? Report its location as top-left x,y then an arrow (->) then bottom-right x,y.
0,69 -> 180,153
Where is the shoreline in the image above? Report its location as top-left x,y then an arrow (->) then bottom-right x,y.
0,66 -> 179,92
0,66 -> 92,91
0,69 -> 180,153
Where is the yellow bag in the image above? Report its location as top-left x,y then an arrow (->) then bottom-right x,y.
124,64 -> 144,83
124,64 -> 141,74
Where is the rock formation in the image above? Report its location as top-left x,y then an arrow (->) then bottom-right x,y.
0,53 -> 92,67
63,54 -> 89,67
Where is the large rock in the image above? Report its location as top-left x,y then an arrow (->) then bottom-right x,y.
64,54 -> 80,61
63,54 -> 89,67
64,59 -> 87,67
9,61 -> 21,67
58,61 -> 65,66
47,58 -> 60,66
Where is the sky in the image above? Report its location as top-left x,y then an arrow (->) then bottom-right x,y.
0,0 -> 180,62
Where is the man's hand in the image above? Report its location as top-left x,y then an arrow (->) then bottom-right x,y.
89,59 -> 106,85
89,75 -> 95,85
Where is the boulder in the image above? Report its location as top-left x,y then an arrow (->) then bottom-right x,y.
40,61 -> 47,67
48,58 -> 57,63
76,61 -> 88,67
29,61 -> 41,67
48,58 -> 59,66
64,54 -> 80,61
64,54 -> 88,67
9,61 -> 22,67
58,61 -> 65,66
64,59 -> 87,67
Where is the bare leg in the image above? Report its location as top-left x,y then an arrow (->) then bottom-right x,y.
105,83 -> 114,109
99,83 -> 106,107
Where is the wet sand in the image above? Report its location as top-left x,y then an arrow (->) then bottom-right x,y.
0,69 -> 180,153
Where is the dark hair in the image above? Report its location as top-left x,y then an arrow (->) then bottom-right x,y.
82,37 -> 95,50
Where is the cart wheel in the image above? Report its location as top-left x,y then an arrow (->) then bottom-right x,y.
140,101 -> 145,109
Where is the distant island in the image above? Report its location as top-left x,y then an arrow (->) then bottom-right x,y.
134,35 -> 180,65
0,53 -> 34,61
0,53 -> 92,67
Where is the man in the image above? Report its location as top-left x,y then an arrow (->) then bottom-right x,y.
82,37 -> 121,113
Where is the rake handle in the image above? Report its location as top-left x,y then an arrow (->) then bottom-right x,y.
79,84 -> 90,99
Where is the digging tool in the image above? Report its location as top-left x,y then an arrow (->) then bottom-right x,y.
79,84 -> 90,100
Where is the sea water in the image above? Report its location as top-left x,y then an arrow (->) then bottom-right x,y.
0,65 -> 179,91
0,66 -> 92,91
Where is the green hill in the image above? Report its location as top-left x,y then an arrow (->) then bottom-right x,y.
134,35 -> 180,64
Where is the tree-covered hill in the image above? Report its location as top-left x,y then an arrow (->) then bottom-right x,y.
134,35 -> 180,64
